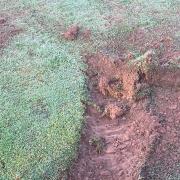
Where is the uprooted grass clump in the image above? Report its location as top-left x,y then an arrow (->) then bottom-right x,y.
87,100 -> 103,113
90,50 -> 157,101
133,87 -> 153,101
89,136 -> 106,154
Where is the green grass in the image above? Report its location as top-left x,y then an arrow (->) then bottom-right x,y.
0,0 -> 179,179
0,25 -> 86,180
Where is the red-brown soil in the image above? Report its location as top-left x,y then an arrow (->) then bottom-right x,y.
63,25 -> 91,41
0,15 -> 22,50
67,52 -> 180,180
139,77 -> 180,179
63,25 -> 80,41
128,26 -> 180,65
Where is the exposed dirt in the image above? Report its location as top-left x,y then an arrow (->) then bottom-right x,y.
139,75 -> 180,179
63,25 -> 80,41
64,10 -> 180,179
128,26 -> 180,65
102,102 -> 129,120
62,25 -> 92,41
66,52 -> 180,180
0,15 -> 22,50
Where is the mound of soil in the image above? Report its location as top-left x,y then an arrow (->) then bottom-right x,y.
63,25 -> 91,41
63,25 -> 80,41
87,52 -> 154,100
66,52 -> 180,180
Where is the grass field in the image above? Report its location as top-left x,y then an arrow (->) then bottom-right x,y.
0,0 -> 179,179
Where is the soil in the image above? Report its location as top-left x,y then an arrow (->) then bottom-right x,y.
140,79 -> 180,179
67,51 -> 180,180
63,25 -> 80,41
0,15 -> 22,50
128,26 -> 180,65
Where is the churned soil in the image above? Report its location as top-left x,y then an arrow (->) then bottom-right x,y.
67,51 -> 180,180
139,71 -> 180,179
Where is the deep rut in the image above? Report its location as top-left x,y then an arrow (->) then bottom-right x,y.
67,54 -> 163,180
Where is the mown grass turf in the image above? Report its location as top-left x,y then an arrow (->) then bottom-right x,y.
0,0 -> 179,179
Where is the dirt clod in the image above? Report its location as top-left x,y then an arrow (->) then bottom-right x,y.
63,25 -> 79,41
102,103 -> 127,120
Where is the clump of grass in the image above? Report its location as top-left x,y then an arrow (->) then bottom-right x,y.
116,83 -> 124,91
133,87 -> 153,101
87,101 -> 103,113
89,136 -> 106,154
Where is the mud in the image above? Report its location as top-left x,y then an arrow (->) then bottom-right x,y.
66,52 -> 179,180
139,75 -> 180,180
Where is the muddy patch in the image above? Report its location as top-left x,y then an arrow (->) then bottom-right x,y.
139,79 -> 180,180
67,52 -> 171,180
